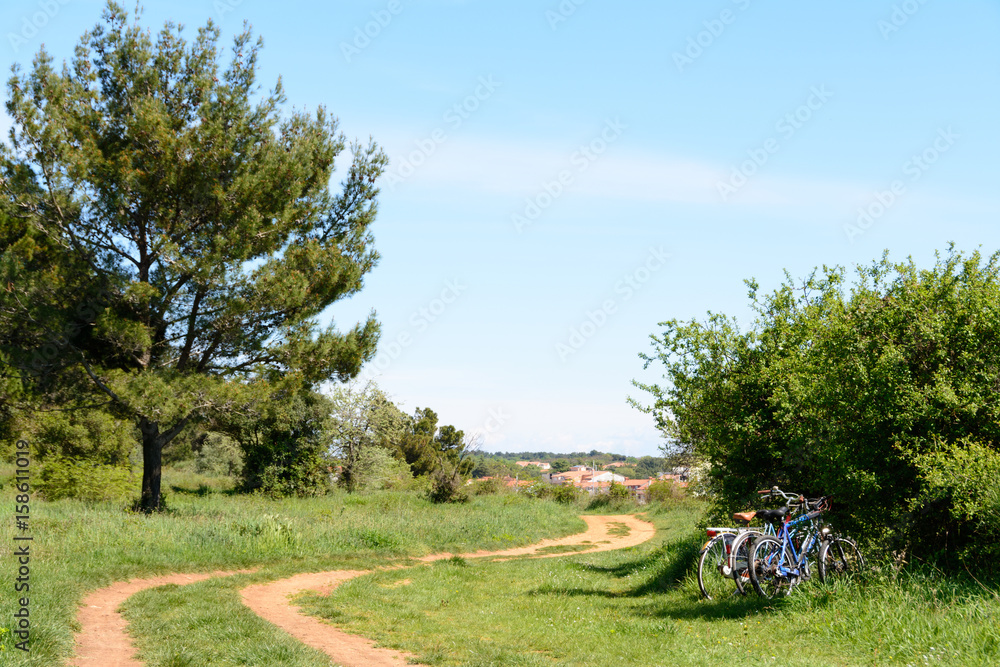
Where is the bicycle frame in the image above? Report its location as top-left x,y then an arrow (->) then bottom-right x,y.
769,509 -> 824,579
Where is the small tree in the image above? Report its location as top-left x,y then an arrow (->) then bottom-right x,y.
328,380 -> 408,492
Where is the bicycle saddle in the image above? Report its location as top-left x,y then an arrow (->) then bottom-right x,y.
754,507 -> 789,524
732,511 -> 756,525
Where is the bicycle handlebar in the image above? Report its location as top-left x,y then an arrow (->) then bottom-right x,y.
758,487 -> 830,511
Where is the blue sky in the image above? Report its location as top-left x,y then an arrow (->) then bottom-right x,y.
4,1 -> 999,456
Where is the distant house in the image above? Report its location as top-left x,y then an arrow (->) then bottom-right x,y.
551,470 -> 590,484
588,471 -> 625,483
552,469 -> 627,495
569,464 -> 591,472
602,462 -> 629,469
515,461 -> 551,470
657,472 -> 689,485
623,478 -> 652,503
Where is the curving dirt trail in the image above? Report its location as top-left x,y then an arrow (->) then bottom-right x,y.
240,514 -> 654,667
71,514 -> 654,666
70,570 -> 254,667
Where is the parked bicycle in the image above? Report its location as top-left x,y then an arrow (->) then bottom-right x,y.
747,493 -> 865,598
697,487 -> 800,599
727,487 -> 803,596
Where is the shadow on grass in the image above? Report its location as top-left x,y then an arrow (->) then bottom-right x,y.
527,530 -> 789,621
575,530 -> 704,595
169,483 -> 238,497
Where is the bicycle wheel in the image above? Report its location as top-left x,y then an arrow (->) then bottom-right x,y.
697,534 -> 736,599
728,531 -> 762,596
818,537 -> 865,583
748,535 -> 794,598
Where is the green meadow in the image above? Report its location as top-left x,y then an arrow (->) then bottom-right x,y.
1,466 -> 999,666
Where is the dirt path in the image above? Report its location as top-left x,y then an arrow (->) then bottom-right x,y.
70,514 -> 654,667
70,570 -> 253,667
241,514 -> 655,667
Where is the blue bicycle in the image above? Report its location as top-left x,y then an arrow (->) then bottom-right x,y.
747,495 -> 865,598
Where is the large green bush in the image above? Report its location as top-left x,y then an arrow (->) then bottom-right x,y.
221,390 -> 333,497
633,247 -> 1000,571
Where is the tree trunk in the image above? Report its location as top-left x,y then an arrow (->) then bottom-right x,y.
138,414 -> 192,511
139,418 -> 164,512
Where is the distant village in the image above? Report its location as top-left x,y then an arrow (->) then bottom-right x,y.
474,460 -> 689,504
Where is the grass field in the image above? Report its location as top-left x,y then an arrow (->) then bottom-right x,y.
296,502 -> 1000,667
2,467 -> 1000,666
0,467 -> 582,665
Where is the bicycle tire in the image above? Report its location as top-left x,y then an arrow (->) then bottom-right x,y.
697,533 -> 736,599
728,530 -> 763,596
748,535 -> 795,598
818,536 -> 865,583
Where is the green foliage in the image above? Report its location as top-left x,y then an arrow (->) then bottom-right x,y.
435,423 -> 464,460
647,479 -> 686,504
194,433 -> 243,477
911,439 -> 1000,568
550,458 -> 570,473
633,247 -> 1000,570
32,406 -> 136,466
428,461 -> 469,504
223,390 -> 332,497
37,456 -> 135,502
389,405 -> 473,486
352,445 -> 413,492
608,481 -> 631,501
328,380 -> 409,492
634,455 -> 666,478
549,484 -> 581,504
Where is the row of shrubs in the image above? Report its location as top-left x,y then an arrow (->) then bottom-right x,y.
464,477 -> 688,508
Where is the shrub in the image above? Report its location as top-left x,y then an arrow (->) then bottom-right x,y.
428,462 -> 468,503
32,407 -> 136,466
224,390 -> 333,497
550,484 -> 580,504
648,480 -> 686,504
467,477 -> 508,496
352,446 -> 413,492
195,432 -> 243,477
633,248 -> 1000,570
608,481 -> 631,502
909,439 -> 1000,571
37,456 -> 135,502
